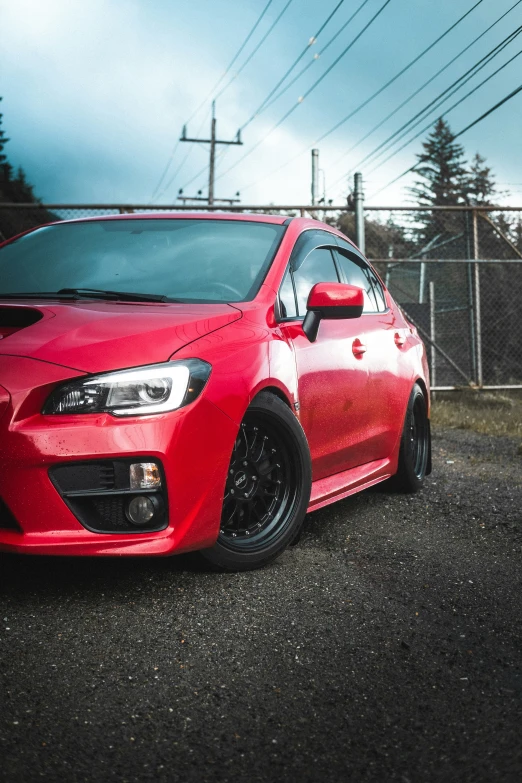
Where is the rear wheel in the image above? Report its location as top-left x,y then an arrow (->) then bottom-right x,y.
393,383 -> 430,492
200,392 -> 312,571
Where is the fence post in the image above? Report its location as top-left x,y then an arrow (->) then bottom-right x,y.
429,281 -> 436,394
465,210 -> 477,383
472,209 -> 483,387
419,259 -> 426,303
354,172 -> 365,255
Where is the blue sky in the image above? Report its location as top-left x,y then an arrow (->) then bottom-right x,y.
2,0 -> 522,206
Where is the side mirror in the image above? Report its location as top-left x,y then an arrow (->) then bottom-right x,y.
303,282 -> 364,342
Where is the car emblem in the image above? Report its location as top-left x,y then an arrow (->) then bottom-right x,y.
234,472 -> 247,488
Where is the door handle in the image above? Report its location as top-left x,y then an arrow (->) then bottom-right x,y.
352,338 -> 367,358
394,332 -> 406,348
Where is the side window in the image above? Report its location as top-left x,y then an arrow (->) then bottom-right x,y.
366,268 -> 387,312
334,239 -> 387,313
293,247 -> 339,315
333,250 -> 376,312
278,267 -> 297,318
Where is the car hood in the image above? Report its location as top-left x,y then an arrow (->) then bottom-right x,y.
0,300 -> 242,373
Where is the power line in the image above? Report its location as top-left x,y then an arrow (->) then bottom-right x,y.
329,0 -> 522,175
149,0 -> 274,202
334,23 -> 522,187
239,0 -> 347,132
364,26 -> 522,169
213,0 -> 295,102
369,81 -> 522,199
315,0 -> 485,148
237,0 -> 486,195
149,138 -> 182,203
256,0 -> 372,116
215,0 -> 393,184
455,80 -> 522,137
154,106 -> 212,202
365,43 -> 522,178
185,0 -> 276,127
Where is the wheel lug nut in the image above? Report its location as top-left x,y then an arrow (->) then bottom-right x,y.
243,461 -> 248,467
229,469 -> 234,474
230,489 -> 235,494
252,476 -> 257,480
244,492 -> 248,497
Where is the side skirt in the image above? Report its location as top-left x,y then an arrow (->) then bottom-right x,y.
307,457 -> 393,514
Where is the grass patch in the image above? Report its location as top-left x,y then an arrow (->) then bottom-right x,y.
431,390 -> 522,440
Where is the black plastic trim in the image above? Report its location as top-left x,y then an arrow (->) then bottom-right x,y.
0,497 -> 22,531
49,458 -> 169,534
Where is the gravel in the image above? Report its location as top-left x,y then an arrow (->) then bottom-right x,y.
1,427 -> 521,782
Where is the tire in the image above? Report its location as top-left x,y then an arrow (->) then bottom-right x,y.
393,383 -> 431,493
200,391 -> 312,571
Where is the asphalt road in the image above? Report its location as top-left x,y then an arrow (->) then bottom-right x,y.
1,427 -> 522,783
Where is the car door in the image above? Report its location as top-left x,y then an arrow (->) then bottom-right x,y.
333,239 -> 409,460
277,230 -> 373,480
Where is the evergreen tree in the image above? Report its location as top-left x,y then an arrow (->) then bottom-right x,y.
13,166 -> 36,201
464,153 -> 497,206
0,97 -> 13,182
463,154 -> 517,259
410,118 -> 467,207
408,118 -> 468,252
0,97 -> 56,239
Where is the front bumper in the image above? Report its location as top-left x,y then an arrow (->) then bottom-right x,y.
0,356 -> 237,556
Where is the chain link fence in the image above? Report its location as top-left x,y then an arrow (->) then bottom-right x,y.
1,203 -> 521,390
354,207 -> 522,391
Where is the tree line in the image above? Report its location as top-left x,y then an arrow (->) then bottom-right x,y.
0,98 -> 56,239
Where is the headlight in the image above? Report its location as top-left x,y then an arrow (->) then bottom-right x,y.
43,359 -> 211,416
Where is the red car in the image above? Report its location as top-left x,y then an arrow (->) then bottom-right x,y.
0,213 -> 430,570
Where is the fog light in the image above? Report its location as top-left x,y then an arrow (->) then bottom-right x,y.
129,462 -> 162,490
126,496 -> 156,526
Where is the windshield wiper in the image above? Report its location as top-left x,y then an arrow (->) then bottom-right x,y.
57,288 -> 169,302
0,290 -> 184,303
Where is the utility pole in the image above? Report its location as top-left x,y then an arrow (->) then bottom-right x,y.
311,149 -> 319,206
353,172 -> 365,255
180,101 -> 242,206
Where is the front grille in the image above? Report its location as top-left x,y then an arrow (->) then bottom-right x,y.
91,495 -> 128,528
0,498 -> 22,531
50,461 -> 119,494
99,463 -> 116,489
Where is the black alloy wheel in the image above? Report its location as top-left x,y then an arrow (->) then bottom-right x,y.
393,383 -> 431,492
410,393 -> 429,479
201,392 -> 312,571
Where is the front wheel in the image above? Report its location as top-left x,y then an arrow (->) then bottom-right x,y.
393,383 -> 431,493
200,392 -> 312,571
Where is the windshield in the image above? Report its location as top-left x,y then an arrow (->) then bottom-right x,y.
0,218 -> 286,302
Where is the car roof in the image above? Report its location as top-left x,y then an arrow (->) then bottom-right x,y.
52,212 -> 289,226
44,212 -> 354,236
